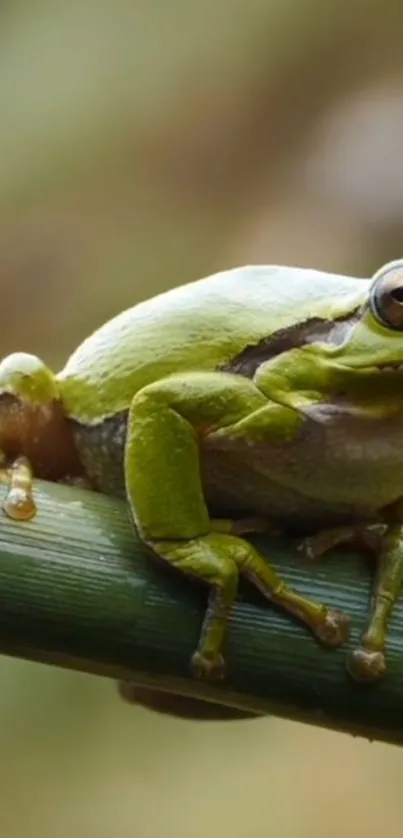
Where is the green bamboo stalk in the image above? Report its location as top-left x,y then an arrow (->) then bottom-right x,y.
0,478 -> 402,744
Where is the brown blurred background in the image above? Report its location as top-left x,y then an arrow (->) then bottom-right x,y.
1,1 -> 403,836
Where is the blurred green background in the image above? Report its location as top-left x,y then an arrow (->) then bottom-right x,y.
2,1 -> 403,836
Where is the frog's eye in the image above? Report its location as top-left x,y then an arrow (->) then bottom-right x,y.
370,263 -> 403,330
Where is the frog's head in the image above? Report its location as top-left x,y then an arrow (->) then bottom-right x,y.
0,353 -> 74,476
311,260 -> 403,400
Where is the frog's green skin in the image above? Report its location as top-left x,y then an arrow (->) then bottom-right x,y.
2,260 -> 403,686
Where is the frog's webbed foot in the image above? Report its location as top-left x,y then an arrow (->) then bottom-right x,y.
298,521 -> 403,682
2,456 -> 36,521
346,646 -> 386,682
190,649 -> 226,681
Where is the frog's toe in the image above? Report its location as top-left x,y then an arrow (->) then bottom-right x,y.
298,535 -> 326,561
191,651 -> 226,681
314,608 -> 351,648
346,647 -> 387,682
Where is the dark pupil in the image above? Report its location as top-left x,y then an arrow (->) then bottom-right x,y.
390,285 -> 403,303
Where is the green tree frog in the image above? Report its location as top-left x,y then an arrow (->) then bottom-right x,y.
1,260 -> 403,685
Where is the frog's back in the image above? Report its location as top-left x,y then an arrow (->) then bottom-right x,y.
58,264 -> 367,422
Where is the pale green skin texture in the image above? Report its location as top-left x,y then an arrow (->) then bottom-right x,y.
3,260 -> 403,684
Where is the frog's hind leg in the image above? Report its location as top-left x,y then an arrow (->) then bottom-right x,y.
299,522 -> 403,682
124,370 -> 351,680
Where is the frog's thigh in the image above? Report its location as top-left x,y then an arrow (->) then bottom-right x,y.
124,370 -> 290,540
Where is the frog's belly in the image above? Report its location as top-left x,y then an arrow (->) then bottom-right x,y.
72,406 -> 403,534
202,405 -> 403,531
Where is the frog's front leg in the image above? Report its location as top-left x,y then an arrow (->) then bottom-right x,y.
124,371 -> 350,680
300,522 -> 403,681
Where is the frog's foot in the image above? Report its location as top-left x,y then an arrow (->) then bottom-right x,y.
191,650 -> 226,681
2,456 -> 36,521
346,646 -> 386,683
313,608 -> 351,648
